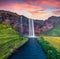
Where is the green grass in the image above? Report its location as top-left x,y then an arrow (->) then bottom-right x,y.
37,26 -> 60,59
37,37 -> 60,59
43,36 -> 60,51
44,26 -> 60,36
0,23 -> 28,59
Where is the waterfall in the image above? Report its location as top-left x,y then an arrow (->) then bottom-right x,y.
32,19 -> 35,37
20,16 -> 23,35
29,19 -> 35,38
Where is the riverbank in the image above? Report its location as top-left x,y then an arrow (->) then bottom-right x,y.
37,36 -> 60,59
0,24 -> 28,59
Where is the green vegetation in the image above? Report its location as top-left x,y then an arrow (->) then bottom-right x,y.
37,27 -> 60,59
44,27 -> 60,36
0,23 -> 28,59
43,36 -> 60,51
38,37 -> 60,59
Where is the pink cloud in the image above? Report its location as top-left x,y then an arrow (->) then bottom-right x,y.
24,0 -> 60,9
53,10 -> 60,15
0,0 -> 60,20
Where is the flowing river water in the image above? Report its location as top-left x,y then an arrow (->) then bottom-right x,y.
8,38 -> 47,59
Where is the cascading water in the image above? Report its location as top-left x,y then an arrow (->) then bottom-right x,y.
29,19 -> 35,38
20,16 -> 23,35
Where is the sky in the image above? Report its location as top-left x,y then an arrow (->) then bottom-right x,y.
0,0 -> 60,20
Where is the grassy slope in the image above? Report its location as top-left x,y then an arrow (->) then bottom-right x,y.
0,23 -> 28,59
44,26 -> 60,36
43,36 -> 60,51
37,27 -> 60,59
38,37 -> 60,59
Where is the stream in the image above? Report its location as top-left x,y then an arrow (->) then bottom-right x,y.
8,38 -> 47,59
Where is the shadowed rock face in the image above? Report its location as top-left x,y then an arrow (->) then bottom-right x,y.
45,16 -> 60,27
34,16 -> 60,35
0,10 -> 24,33
0,10 -> 60,35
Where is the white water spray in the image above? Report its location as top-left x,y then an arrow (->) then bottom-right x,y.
29,19 -> 35,38
20,16 -> 23,35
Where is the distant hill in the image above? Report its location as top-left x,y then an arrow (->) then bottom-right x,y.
33,16 -> 60,34
44,26 -> 60,36
42,16 -> 60,36
45,16 -> 60,27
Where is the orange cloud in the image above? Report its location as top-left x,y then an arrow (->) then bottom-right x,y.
0,0 -> 60,20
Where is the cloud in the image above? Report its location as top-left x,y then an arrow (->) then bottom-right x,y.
53,10 -> 60,15
24,0 -> 60,9
0,0 -> 60,20
0,0 -> 24,2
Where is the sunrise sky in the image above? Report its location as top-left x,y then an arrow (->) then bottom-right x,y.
0,0 -> 60,20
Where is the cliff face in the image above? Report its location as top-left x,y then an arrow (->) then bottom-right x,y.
0,10 -> 22,33
0,10 -> 29,35
34,16 -> 60,34
0,10 -> 60,35
45,16 -> 60,27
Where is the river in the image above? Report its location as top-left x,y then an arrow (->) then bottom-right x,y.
8,38 -> 47,59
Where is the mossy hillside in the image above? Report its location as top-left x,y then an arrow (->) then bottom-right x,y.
0,23 -> 28,59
